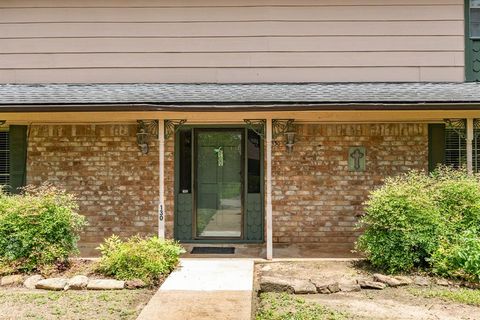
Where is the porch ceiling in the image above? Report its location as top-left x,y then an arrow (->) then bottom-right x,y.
2,82 -> 480,112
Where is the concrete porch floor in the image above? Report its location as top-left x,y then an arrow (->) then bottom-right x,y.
181,243 -> 359,259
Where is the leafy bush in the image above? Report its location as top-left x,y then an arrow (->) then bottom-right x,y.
431,229 -> 480,282
0,184 -> 86,274
356,167 -> 480,279
355,171 -> 440,273
96,235 -> 185,285
432,168 -> 480,233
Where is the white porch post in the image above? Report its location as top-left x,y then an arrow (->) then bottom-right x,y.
467,118 -> 474,174
158,119 -> 166,239
266,119 -> 273,260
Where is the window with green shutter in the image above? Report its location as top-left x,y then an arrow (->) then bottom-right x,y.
429,122 -> 480,172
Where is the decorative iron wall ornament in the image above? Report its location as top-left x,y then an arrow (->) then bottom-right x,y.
136,120 -> 159,154
272,119 -> 295,140
473,119 -> 480,140
272,119 -> 296,152
164,119 -> 187,139
474,119 -> 480,130
244,119 -> 266,139
444,119 -> 467,138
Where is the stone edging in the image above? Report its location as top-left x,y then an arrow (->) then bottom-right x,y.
259,273 -> 461,295
0,274 -> 147,291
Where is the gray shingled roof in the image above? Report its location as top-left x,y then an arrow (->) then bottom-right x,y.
1,82 -> 480,111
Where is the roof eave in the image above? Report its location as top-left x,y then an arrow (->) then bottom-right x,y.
2,101 -> 480,112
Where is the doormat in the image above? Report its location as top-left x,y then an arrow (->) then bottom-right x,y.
191,247 -> 235,254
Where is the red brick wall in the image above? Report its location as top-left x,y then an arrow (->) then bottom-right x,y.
26,122 -> 428,256
271,123 -> 428,253
27,124 -> 162,256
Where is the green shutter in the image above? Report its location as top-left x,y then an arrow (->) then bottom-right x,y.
428,124 -> 446,172
9,125 -> 28,193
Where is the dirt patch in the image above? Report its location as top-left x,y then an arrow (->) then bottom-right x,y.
50,258 -> 99,278
0,287 -> 155,320
304,288 -> 479,320
255,261 -> 480,320
256,261 -> 362,284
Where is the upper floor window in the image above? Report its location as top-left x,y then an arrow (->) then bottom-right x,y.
471,0 -> 480,38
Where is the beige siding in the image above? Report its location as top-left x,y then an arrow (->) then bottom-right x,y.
0,0 -> 465,83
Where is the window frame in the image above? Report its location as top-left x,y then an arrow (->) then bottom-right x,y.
0,129 -> 9,187
444,125 -> 467,169
474,122 -> 480,172
441,121 -> 480,172
470,0 -> 480,39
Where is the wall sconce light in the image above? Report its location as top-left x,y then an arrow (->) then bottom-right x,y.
272,119 -> 296,153
285,129 -> 296,153
136,120 -> 159,154
136,121 -> 149,154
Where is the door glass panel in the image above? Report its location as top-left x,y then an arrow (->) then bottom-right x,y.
179,130 -> 192,194
196,130 -> 242,238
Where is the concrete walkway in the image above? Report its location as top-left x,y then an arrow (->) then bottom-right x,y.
137,259 -> 254,320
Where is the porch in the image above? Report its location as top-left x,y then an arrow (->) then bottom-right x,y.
2,82 -> 480,259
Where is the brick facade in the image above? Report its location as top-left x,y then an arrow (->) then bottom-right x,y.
26,122 -> 428,256
27,124 -> 162,256
271,123 -> 429,253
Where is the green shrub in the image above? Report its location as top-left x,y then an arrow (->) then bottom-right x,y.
0,184 -> 86,274
356,167 -> 480,280
432,167 -> 480,233
355,171 -> 440,273
428,168 -> 480,282
431,229 -> 480,282
96,235 -> 185,285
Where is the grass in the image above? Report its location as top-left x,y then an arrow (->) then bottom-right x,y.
409,287 -> 480,306
0,289 -> 154,320
255,292 -> 349,320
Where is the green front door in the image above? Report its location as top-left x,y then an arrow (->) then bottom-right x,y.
174,126 -> 264,243
195,129 -> 244,239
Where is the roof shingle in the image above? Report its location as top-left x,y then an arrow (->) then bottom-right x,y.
1,82 -> 480,110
